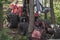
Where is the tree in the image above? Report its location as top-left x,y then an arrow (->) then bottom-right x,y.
44,0 -> 47,19
0,1 -> 3,31
50,0 -> 55,24
28,0 -> 34,37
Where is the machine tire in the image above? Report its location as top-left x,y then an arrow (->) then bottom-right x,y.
7,13 -> 19,29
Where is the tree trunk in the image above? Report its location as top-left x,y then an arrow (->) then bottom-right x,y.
50,0 -> 55,24
44,0 -> 47,20
0,2 -> 3,31
28,0 -> 34,36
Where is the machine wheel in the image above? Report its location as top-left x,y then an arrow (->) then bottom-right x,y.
7,13 -> 19,29
18,22 -> 28,36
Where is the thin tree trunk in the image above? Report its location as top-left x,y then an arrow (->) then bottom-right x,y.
50,0 -> 55,24
0,2 -> 3,31
28,0 -> 34,36
44,0 -> 47,20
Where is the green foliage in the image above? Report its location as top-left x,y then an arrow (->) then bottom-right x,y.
54,1 -> 60,24
0,0 -> 11,4
0,29 -> 13,40
40,1 -> 60,24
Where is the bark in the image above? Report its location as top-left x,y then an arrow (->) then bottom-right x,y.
50,0 -> 55,24
0,2 -> 3,31
28,0 -> 34,35
44,0 -> 47,19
